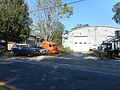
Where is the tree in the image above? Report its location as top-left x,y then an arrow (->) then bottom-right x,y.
0,0 -> 32,50
112,2 -> 120,24
52,21 -> 65,44
71,24 -> 89,30
34,0 -> 73,42
64,30 -> 69,34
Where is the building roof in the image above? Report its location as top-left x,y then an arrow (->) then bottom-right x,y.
71,26 -> 120,31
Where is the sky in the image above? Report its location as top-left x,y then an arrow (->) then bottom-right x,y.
26,0 -> 120,30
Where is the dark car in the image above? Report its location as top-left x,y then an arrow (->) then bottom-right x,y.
35,45 -> 48,55
0,44 -> 5,51
12,44 -> 40,56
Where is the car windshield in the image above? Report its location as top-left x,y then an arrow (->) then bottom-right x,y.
0,45 -> 3,47
52,44 -> 58,46
15,44 -> 31,48
34,46 -> 43,49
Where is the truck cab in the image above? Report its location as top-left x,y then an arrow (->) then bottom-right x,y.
42,41 -> 60,54
101,39 -> 120,59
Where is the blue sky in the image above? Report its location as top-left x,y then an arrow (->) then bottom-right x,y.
26,0 -> 120,30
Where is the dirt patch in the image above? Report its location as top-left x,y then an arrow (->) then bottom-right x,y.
30,56 -> 57,61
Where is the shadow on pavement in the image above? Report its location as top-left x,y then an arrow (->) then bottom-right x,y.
0,52 -> 120,90
0,58 -> 100,90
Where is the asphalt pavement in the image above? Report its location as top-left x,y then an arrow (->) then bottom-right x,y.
0,53 -> 120,90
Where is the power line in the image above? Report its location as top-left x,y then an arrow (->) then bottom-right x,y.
29,0 -> 84,13
66,0 -> 84,5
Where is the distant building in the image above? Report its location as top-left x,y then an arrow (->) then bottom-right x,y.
62,26 -> 120,52
26,30 -> 41,46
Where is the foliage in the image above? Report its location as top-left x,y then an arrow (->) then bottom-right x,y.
34,0 -> 73,42
0,51 -> 4,57
0,51 -> 14,57
112,2 -> 120,24
48,45 -> 73,57
71,24 -> 89,30
59,45 -> 73,56
0,0 -> 32,50
63,30 -> 69,34
51,22 -> 64,44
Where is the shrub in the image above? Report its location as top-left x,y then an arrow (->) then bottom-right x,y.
0,51 -> 14,57
58,46 -> 73,56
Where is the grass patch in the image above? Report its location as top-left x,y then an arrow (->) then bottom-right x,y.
58,46 -> 73,56
46,46 -> 73,57
0,51 -> 14,57
90,50 -> 107,60
0,51 -> 4,56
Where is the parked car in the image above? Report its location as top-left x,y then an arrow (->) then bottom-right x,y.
35,45 -> 48,55
0,44 -> 5,51
12,44 -> 40,56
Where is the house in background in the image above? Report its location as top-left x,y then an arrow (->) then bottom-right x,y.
62,26 -> 120,52
27,30 -> 41,46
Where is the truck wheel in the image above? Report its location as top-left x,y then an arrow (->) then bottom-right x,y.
107,52 -> 114,59
107,54 -> 111,59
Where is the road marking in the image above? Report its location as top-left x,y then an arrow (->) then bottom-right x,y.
0,81 -> 19,90
78,68 -> 120,76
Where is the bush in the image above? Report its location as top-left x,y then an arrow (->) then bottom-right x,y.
58,46 -> 73,56
47,46 -> 73,57
0,51 -> 4,56
0,51 -> 14,57
92,50 -> 107,60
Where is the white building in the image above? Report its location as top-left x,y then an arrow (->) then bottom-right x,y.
62,26 -> 120,52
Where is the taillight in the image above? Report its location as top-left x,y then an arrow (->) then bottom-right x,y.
118,52 -> 120,55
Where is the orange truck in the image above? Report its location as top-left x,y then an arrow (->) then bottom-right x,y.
41,41 -> 60,54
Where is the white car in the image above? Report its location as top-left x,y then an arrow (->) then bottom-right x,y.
36,46 -> 48,55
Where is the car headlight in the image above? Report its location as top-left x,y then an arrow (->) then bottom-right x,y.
39,49 -> 42,52
33,50 -> 36,52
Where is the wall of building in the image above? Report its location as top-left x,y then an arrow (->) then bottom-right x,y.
62,26 -> 120,52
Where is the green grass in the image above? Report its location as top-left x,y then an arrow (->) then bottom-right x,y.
0,51 -> 14,57
91,50 -> 107,60
58,46 -> 73,56
0,51 -> 4,56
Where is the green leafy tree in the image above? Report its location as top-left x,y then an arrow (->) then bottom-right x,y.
34,0 -> 73,42
52,22 -> 65,44
113,2 -> 120,24
71,24 -> 89,30
64,30 -> 69,34
0,0 -> 32,50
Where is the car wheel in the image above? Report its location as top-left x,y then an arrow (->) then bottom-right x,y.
107,52 -> 114,59
14,52 -> 17,56
28,53 -> 34,57
28,53 -> 31,57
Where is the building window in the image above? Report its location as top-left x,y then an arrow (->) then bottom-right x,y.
105,29 -> 107,32
84,42 -> 86,44
79,42 -> 82,44
49,44 -> 52,47
64,37 -> 68,40
75,42 -> 77,44
80,33 -> 81,35
74,36 -> 88,37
